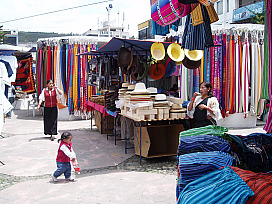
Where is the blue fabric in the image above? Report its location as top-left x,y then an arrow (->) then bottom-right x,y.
182,101 -> 190,108
0,59 -> 13,77
178,151 -> 234,169
177,135 -> 230,156
177,166 -> 254,204
53,161 -> 71,179
181,5 -> 214,50
105,108 -> 117,117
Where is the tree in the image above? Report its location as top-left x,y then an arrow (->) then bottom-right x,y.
0,25 -> 7,44
248,3 -> 265,25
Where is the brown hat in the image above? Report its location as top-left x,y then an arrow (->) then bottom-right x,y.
131,56 -> 144,81
118,47 -> 133,74
149,62 -> 166,80
182,56 -> 201,70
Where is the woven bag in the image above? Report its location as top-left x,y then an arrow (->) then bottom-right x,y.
151,0 -> 189,26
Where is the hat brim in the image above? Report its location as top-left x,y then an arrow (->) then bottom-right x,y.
149,63 -> 166,80
151,42 -> 165,60
184,49 -> 203,61
182,56 -> 201,69
167,43 -> 185,62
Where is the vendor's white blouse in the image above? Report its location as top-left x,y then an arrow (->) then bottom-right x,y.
39,87 -> 62,101
187,95 -> 222,121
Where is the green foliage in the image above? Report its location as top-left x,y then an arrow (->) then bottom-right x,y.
18,31 -> 80,44
250,10 -> 265,24
0,25 -> 7,44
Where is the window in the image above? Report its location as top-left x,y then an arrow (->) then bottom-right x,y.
239,0 -> 263,7
217,0 -> 223,15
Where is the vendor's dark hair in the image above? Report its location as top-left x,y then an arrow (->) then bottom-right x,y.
200,82 -> 213,96
46,79 -> 53,84
58,131 -> 72,143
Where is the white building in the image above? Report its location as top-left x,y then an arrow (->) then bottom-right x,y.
213,0 -> 264,25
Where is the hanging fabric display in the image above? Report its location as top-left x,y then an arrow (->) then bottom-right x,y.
36,38 -> 97,116
181,27 -> 266,121
264,0 -> 272,133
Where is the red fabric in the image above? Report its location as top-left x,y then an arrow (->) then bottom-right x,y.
12,57 -> 36,94
86,101 -> 109,117
47,46 -> 52,82
231,167 -> 272,204
44,89 -> 57,107
56,141 -> 72,162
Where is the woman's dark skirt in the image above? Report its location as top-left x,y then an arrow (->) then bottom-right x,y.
44,106 -> 58,135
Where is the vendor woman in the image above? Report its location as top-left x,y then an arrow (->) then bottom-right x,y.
187,82 -> 222,128
37,79 -> 63,141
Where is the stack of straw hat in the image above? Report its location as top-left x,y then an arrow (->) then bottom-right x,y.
124,84 -> 135,102
153,94 -> 169,108
130,83 -> 152,105
147,87 -> 157,101
118,82 -> 130,99
169,103 -> 186,118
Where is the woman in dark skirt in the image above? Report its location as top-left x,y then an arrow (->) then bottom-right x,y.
37,79 -> 63,141
187,82 -> 222,128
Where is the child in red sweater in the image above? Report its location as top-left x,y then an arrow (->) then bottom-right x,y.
52,131 -> 76,182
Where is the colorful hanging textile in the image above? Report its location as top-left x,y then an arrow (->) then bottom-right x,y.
12,57 -> 35,93
264,0 -> 272,133
36,39 -> 97,116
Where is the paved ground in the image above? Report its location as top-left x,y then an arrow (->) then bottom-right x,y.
0,109 -> 267,203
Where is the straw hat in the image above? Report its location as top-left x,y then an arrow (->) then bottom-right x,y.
149,62 -> 166,80
167,43 -> 185,62
131,83 -> 149,94
127,85 -> 135,91
151,42 -> 165,61
170,104 -> 186,112
154,94 -> 167,103
147,87 -> 157,94
184,49 -> 203,61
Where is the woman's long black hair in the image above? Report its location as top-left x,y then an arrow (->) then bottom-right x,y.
58,131 -> 72,143
200,82 -> 213,96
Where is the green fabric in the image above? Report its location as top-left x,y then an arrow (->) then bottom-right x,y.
261,15 -> 270,100
179,125 -> 228,142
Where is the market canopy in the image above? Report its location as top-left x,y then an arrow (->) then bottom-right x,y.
80,37 -> 174,56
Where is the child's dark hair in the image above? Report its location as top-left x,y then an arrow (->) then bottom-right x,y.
46,79 -> 53,85
58,131 -> 72,143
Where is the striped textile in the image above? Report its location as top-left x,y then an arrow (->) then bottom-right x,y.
264,0 -> 272,133
179,125 -> 228,141
231,166 -> 272,204
177,166 -> 254,204
177,151 -> 234,195
178,151 -> 234,168
241,34 -> 250,117
181,4 -> 213,50
221,34 -> 227,116
193,68 -> 199,93
177,135 -> 230,156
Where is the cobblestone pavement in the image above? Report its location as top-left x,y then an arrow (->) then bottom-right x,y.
0,155 -> 177,191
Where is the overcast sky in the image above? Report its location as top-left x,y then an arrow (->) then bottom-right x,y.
0,0 -> 151,37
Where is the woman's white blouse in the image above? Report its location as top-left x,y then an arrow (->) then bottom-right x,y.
187,95 -> 222,121
39,87 -> 62,101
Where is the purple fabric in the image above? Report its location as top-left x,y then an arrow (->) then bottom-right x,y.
264,0 -> 272,133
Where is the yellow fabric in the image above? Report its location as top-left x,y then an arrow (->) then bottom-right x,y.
73,44 -> 78,110
191,4 -> 204,26
205,3 -> 219,24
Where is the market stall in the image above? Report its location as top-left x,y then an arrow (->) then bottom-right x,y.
36,36 -> 98,119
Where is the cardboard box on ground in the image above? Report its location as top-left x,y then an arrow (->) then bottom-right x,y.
134,124 -> 184,158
